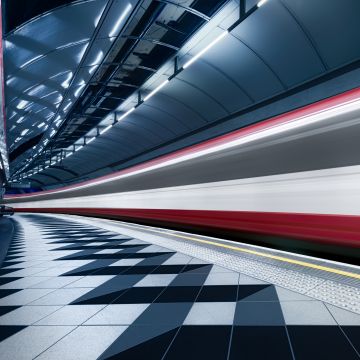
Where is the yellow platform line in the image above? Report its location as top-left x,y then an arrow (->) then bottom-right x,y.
122,223 -> 360,281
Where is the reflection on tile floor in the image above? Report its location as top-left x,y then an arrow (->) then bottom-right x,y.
0,214 -> 359,359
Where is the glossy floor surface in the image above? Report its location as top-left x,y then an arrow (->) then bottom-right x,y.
0,214 -> 359,359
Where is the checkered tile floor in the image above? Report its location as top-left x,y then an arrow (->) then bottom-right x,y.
0,214 -> 359,359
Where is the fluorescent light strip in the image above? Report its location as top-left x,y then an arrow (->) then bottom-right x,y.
22,3 -> 260,172
100,124 -> 112,134
183,30 -> 228,69
118,107 -> 135,121
257,0 -> 268,7
74,84 -> 86,97
75,145 -> 83,152
143,80 -> 169,101
109,3 -> 132,38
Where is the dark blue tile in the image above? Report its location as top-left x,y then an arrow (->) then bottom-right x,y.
287,325 -> 359,360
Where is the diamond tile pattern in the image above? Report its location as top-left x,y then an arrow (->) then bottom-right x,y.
0,214 -> 358,359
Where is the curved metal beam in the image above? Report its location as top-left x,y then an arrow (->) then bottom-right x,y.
51,166 -> 79,177
155,0 -> 211,21
120,35 -> 180,51
31,179 -> 45,186
34,173 -> 62,182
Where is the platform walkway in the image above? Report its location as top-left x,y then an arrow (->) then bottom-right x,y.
0,214 -> 358,359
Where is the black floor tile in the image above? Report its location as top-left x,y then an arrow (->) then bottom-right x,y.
101,327 -> 179,360
154,286 -> 201,303
0,268 -> 23,276
73,290 -> 128,305
0,306 -> 20,316
237,284 -> 278,301
164,325 -> 232,360
287,325 -> 359,360
341,326 -> 360,354
229,326 -> 293,360
0,289 -> 22,299
122,266 -> 158,275
181,264 -> 212,274
0,277 -> 22,286
152,265 -> 186,274
0,325 -> 26,341
197,285 -> 238,302
114,287 -> 166,304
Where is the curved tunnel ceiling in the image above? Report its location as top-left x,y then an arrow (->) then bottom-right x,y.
4,0 -> 360,189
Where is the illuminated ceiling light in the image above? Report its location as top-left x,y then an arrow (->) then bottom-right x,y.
92,50 -> 104,66
6,77 -> 15,86
66,152 -> 72,158
50,129 -> 56,138
74,83 -> 86,97
75,145 -> 83,152
117,106 -> 135,121
88,65 -> 99,75
16,116 -> 25,124
87,137 -> 96,144
63,102 -> 72,113
77,43 -> 89,62
21,129 -> 29,136
20,54 -> 43,69
17,100 -> 29,110
257,0 -> 268,7
143,80 -> 169,102
28,84 -> 46,96
99,124 -> 112,134
183,30 -> 228,69
61,72 -> 73,88
109,3 -> 132,38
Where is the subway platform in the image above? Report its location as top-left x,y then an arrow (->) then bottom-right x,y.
0,214 -> 359,360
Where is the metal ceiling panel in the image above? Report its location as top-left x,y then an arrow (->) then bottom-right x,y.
203,35 -> 285,101
282,0 -> 360,69
235,0 -> 326,88
4,0 -> 107,74
162,76 -> 229,121
176,61 -> 252,113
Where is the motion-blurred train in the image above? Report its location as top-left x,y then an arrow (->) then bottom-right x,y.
4,88 -> 360,260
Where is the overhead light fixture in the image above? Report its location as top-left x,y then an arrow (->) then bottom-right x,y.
75,145 -> 83,152
20,54 -> 43,69
28,84 -> 46,96
143,80 -> 169,102
63,102 -> 72,112
88,65 -> 99,75
87,137 -> 96,144
61,72 -> 73,89
92,50 -> 104,66
118,107 -> 136,121
16,116 -> 25,124
21,129 -> 29,136
6,77 -> 15,86
17,100 -> 29,110
109,3 -> 132,38
183,30 -> 228,69
74,83 -> 86,97
99,124 -> 112,134
257,0 -> 268,7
